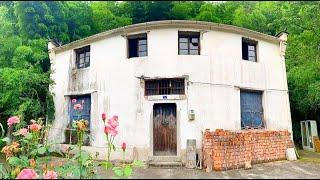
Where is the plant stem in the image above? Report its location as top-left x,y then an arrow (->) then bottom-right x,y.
106,135 -> 110,163
122,151 -> 125,179
78,130 -> 82,179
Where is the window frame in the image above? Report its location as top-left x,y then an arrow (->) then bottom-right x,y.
178,31 -> 200,55
240,89 -> 265,129
242,37 -> 258,62
69,94 -> 91,126
145,78 -> 185,96
127,33 -> 148,58
75,46 -> 90,69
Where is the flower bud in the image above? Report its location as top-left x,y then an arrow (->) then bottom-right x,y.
102,113 -> 107,121
121,142 -> 126,152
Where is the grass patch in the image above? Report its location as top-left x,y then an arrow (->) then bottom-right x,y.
297,148 -> 320,164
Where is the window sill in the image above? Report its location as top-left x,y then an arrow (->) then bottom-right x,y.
72,67 -> 90,71
127,56 -> 148,60
145,94 -> 186,101
241,59 -> 258,63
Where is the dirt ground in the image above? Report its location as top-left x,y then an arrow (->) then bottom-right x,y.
109,161 -> 319,179
16,149 -> 320,179
95,150 -> 320,179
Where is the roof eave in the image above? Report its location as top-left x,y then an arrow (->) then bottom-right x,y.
52,20 -> 280,53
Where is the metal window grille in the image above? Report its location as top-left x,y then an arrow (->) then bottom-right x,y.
145,78 -> 185,96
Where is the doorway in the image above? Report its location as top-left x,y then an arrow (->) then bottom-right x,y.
153,103 -> 177,156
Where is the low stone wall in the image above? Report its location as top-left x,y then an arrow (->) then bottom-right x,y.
202,129 -> 294,171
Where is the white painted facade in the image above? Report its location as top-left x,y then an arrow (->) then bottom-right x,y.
48,20 -> 292,163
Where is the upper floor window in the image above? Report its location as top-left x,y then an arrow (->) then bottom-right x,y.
128,33 -> 147,58
242,38 -> 257,62
145,78 -> 185,96
178,31 -> 200,55
75,46 -> 90,69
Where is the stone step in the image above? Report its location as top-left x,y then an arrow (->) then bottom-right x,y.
148,161 -> 183,168
148,156 -> 181,162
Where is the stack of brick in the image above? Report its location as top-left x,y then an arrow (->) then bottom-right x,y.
202,129 -> 294,171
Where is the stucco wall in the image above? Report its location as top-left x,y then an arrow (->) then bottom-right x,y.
48,26 -> 291,162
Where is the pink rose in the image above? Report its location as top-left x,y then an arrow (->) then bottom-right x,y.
104,125 -> 118,137
7,116 -> 20,126
29,123 -> 42,132
108,116 -> 119,129
16,168 -> 38,179
73,103 -> 82,110
112,115 -> 118,122
71,99 -> 77,103
19,128 -> 28,136
44,170 -> 58,179
122,142 -> 126,152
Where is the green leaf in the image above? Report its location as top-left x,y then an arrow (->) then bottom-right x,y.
20,156 -> 29,167
103,161 -> 113,169
30,149 -> 38,156
0,163 -> 8,177
8,157 -> 20,166
132,160 -> 144,167
112,167 -> 123,177
124,165 -> 132,177
72,168 -> 81,178
48,147 -> 55,153
24,133 -> 33,140
1,137 -> 10,143
37,146 -> 46,155
72,122 -> 77,129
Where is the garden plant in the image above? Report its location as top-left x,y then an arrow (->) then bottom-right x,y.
0,100 -> 144,179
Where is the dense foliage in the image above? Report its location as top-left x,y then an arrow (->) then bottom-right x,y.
0,1 -> 319,143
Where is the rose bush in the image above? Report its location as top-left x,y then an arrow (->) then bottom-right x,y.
0,112 -> 144,179
0,116 -> 57,179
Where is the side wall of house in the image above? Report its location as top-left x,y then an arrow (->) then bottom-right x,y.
48,27 -> 292,162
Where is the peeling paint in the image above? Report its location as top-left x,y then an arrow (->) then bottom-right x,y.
48,27 -> 292,162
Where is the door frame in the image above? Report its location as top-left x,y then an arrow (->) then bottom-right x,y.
150,101 -> 180,157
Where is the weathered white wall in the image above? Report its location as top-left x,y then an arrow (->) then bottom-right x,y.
48,27 -> 292,162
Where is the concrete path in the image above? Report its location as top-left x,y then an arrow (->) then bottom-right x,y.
96,160 -> 320,179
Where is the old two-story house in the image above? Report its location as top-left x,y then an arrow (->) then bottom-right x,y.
47,20 -> 291,164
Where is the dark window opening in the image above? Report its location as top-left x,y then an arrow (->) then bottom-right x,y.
240,90 -> 264,129
145,78 -> 185,96
178,31 -> 200,55
65,94 -> 91,145
242,38 -> 257,62
128,33 -> 147,58
75,46 -> 90,69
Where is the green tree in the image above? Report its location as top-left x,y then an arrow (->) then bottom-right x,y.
90,2 -> 131,34
64,1 -> 93,41
170,1 -> 203,20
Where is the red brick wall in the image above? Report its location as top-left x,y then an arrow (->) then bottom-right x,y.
202,129 -> 294,171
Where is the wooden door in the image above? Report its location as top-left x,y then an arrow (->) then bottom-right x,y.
153,103 -> 177,156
